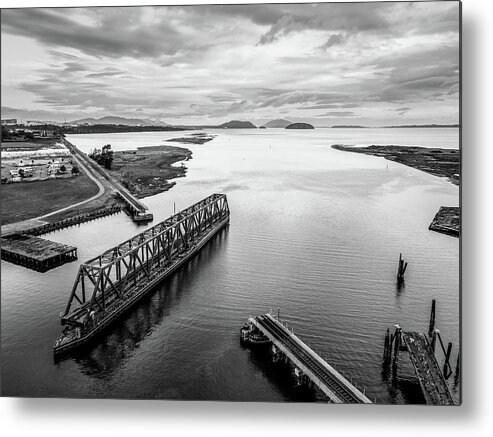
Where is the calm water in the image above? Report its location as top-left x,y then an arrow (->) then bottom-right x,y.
1,128 -> 460,403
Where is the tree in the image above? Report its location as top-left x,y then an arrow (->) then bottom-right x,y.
71,165 -> 80,175
89,144 -> 114,170
60,164 -> 67,173
1,125 -> 11,140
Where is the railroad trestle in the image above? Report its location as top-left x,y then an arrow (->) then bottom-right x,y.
59,194 -> 229,337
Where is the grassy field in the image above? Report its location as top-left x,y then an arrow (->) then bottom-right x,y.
1,174 -> 100,225
110,145 -> 192,198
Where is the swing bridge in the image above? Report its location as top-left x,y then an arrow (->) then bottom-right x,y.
54,193 -> 230,354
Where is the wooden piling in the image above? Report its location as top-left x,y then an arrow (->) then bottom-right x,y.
397,253 -> 408,283
428,299 -> 436,337
455,351 -> 460,379
383,328 -> 392,362
392,326 -> 402,367
431,329 -> 437,352
444,342 -> 453,378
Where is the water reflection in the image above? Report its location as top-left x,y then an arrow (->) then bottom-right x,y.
64,227 -> 229,377
245,346 -> 323,402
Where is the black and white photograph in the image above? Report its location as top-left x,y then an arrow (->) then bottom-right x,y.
1,0 -> 461,409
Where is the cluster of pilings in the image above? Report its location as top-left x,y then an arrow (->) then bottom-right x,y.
397,253 -> 408,284
1,234 -> 78,272
383,325 -> 403,370
427,300 -> 459,380
383,299 -> 459,382
270,344 -> 316,391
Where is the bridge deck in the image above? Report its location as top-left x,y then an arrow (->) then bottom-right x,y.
252,314 -> 372,404
401,331 -> 454,406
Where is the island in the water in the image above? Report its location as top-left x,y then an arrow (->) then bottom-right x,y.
285,122 -> 315,129
262,119 -> 293,128
167,132 -> 215,145
218,120 -> 257,129
109,145 -> 192,198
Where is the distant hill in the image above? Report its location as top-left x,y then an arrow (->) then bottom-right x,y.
331,125 -> 367,128
285,122 -> 314,130
262,119 -> 292,128
72,116 -> 172,127
331,124 -> 459,129
218,120 -> 257,129
383,124 -> 460,128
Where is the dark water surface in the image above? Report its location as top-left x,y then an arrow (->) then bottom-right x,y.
1,128 -> 459,403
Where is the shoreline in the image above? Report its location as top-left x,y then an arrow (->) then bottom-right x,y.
331,144 -> 460,185
332,144 -> 460,236
109,144 -> 193,199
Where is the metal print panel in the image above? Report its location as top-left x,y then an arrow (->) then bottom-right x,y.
0,1 -> 461,404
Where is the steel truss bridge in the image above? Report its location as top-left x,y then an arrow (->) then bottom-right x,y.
55,193 -> 229,353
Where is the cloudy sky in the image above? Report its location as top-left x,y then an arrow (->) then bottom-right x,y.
1,2 -> 460,126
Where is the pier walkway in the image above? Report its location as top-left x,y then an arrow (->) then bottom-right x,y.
401,331 -> 455,406
251,314 -> 372,404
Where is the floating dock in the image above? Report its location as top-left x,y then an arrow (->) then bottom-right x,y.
429,206 -> 460,237
1,234 -> 77,272
246,313 -> 372,404
54,193 -> 230,355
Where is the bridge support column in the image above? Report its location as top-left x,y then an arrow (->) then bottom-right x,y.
294,367 -> 303,385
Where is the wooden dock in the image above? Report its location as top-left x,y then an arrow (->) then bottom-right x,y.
429,206 -> 459,237
401,331 -> 455,406
1,234 -> 77,272
1,206 -> 122,238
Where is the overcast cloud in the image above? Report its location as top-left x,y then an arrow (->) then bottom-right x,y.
1,2 -> 460,125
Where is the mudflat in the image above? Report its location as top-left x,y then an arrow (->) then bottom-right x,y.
332,144 -> 460,185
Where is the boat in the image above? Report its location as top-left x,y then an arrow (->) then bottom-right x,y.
133,211 -> 154,222
240,319 -> 271,346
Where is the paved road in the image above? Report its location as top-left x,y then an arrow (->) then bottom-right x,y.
1,153 -> 108,236
37,153 -> 106,220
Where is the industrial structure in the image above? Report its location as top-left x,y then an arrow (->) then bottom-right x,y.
54,193 -> 230,354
